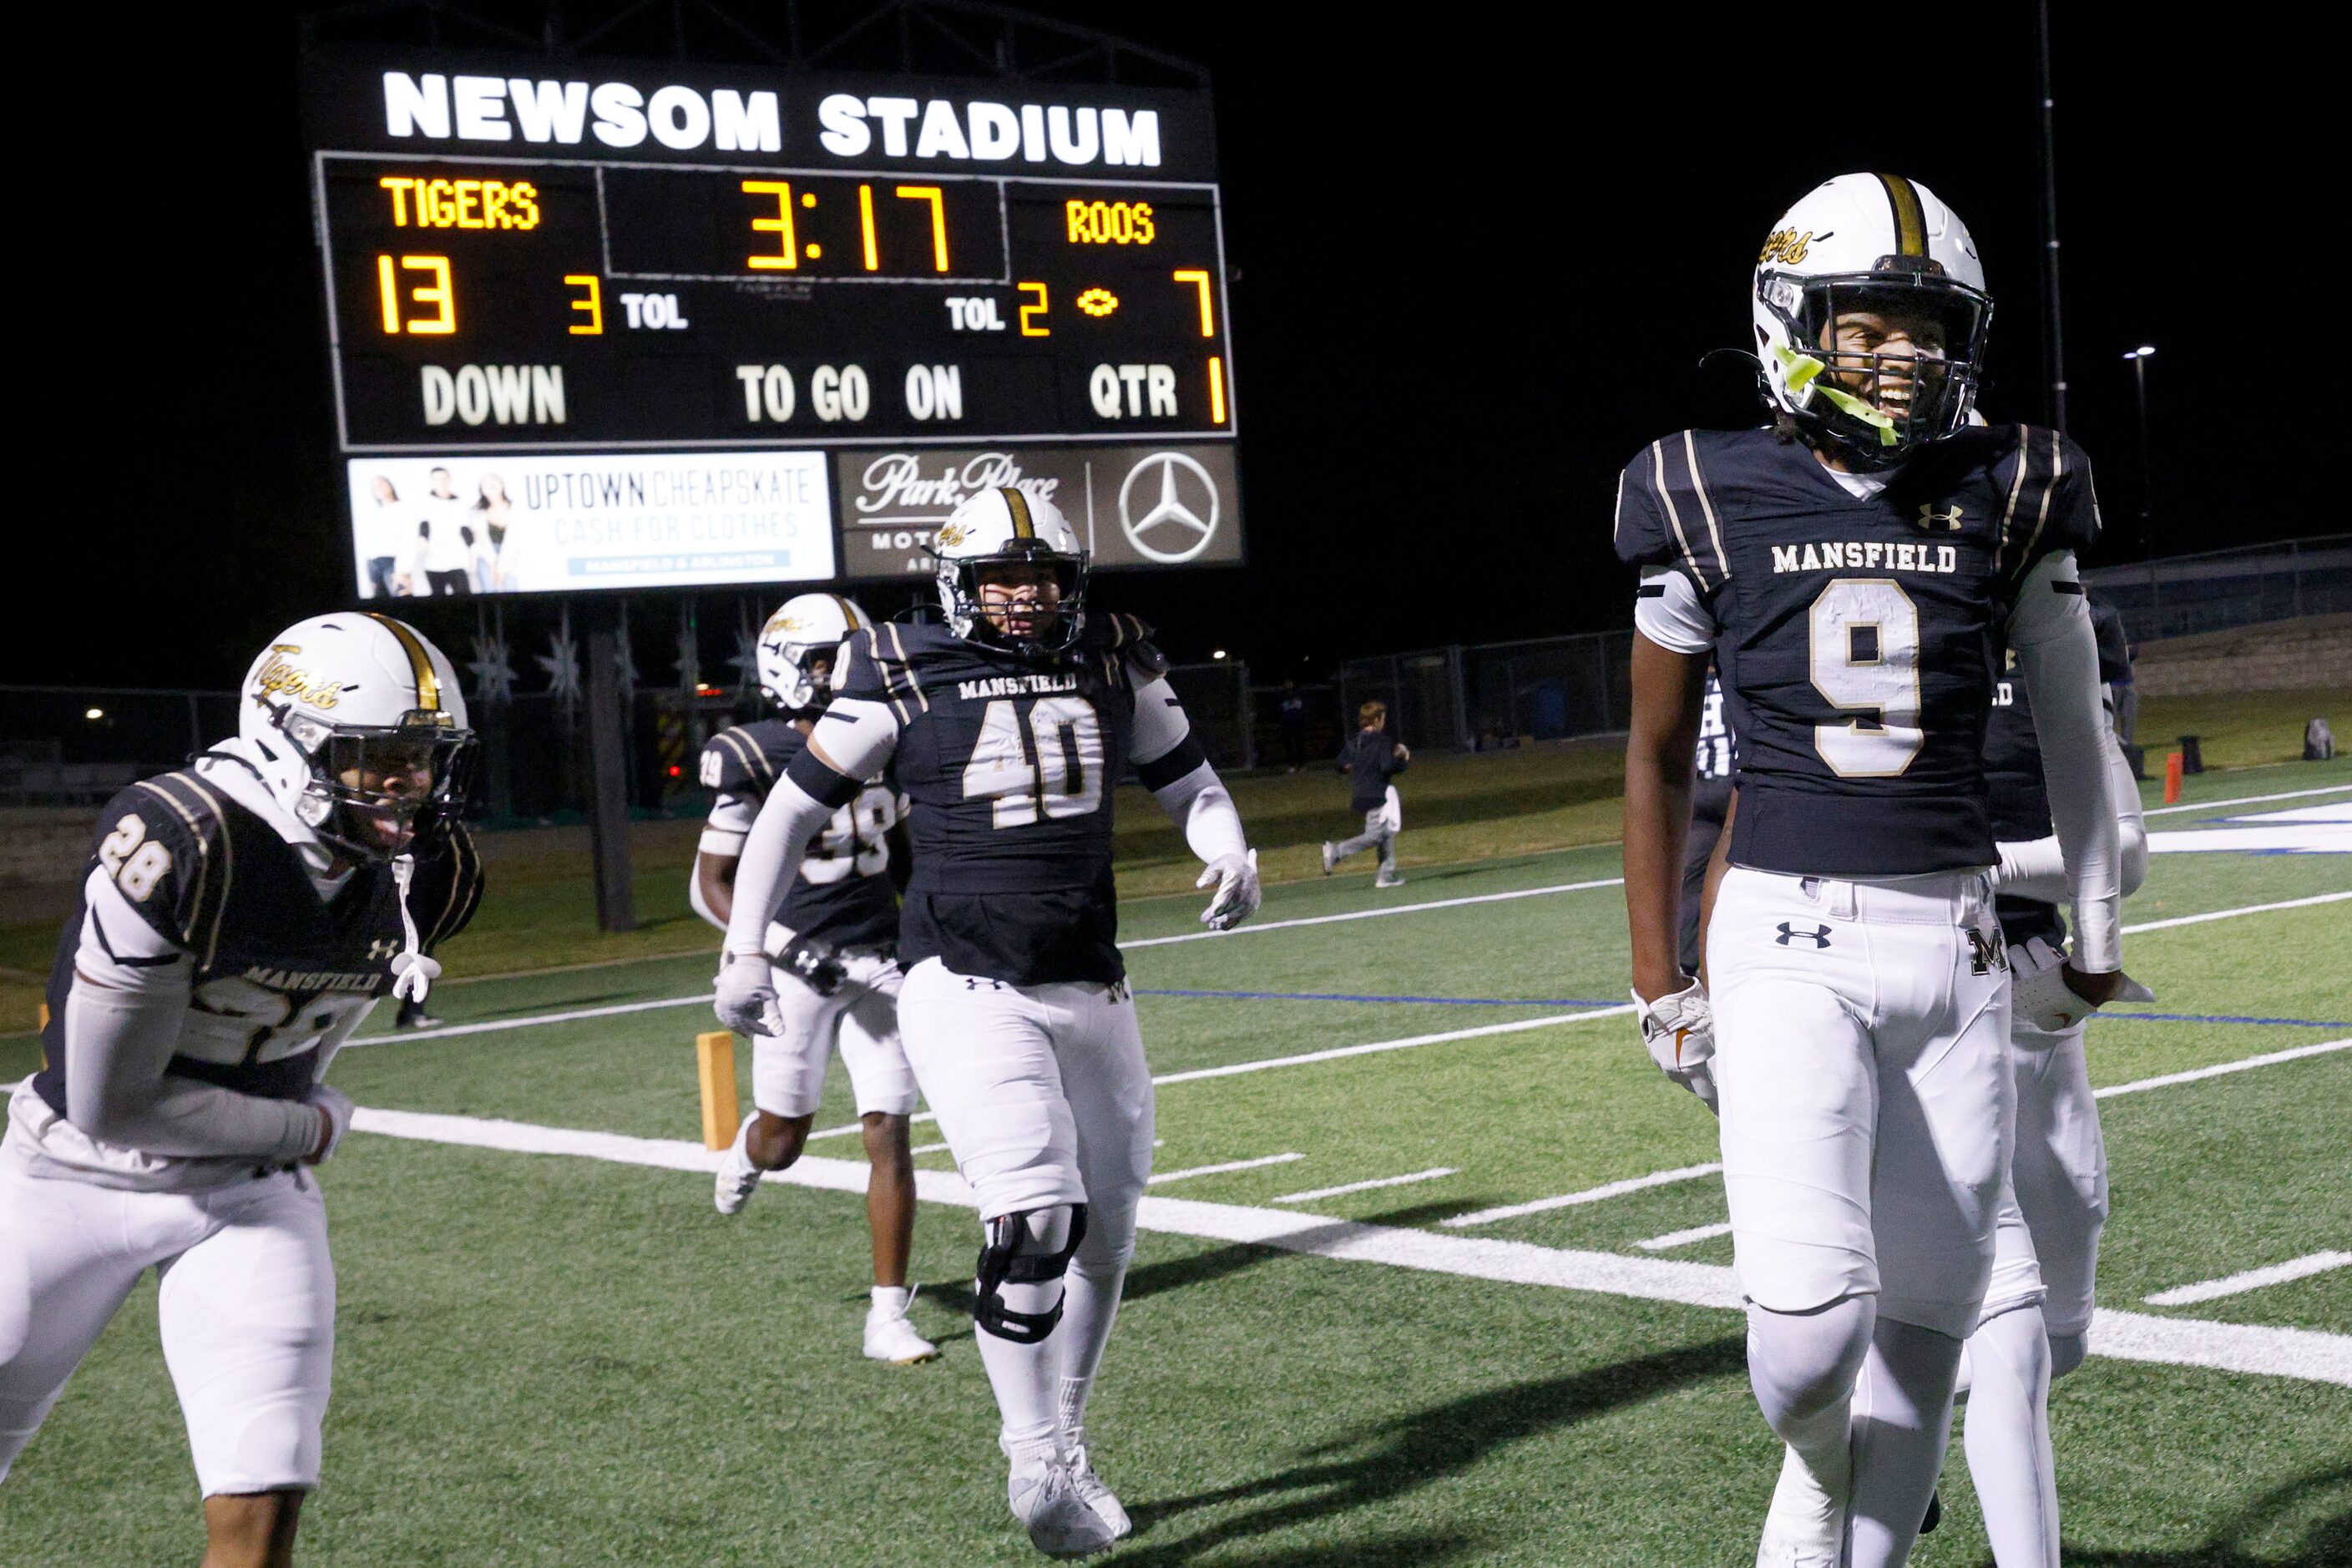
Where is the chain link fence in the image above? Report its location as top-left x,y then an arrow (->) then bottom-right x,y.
1318,630 -> 1636,755
2084,534 -> 2352,642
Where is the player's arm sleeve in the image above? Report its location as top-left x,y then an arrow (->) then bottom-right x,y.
2007,550 -> 2123,970
721,699 -> 900,959
1130,677 -> 1249,866
1994,731 -> 2148,903
62,873 -> 318,1162
1634,567 -> 1718,654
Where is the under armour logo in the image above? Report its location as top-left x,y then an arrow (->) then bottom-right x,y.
1774,923 -> 1833,948
1916,503 -> 1965,532
1967,928 -> 2009,976
367,937 -> 399,962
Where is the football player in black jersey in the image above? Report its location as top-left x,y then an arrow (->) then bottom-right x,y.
1617,174 -> 2135,1568
690,591 -> 935,1366
1954,642 -> 2147,1567
716,487 -> 1262,1559
1680,664 -> 1737,979
0,613 -> 482,1566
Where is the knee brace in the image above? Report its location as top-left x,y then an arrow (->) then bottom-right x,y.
974,1205 -> 1089,1344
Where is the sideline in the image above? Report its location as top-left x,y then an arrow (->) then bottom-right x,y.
2142,783 -> 2352,817
348,1105 -> 2352,1387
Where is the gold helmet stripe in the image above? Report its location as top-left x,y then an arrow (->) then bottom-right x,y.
1874,173 -> 1927,258
827,592 -> 865,630
1002,486 -> 1034,539
366,612 -> 442,711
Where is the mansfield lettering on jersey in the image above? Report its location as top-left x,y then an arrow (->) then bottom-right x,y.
957,673 -> 1080,700
1771,541 -> 1960,575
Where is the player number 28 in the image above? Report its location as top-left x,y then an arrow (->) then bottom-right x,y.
962,697 -> 1104,827
98,813 -> 172,903
1808,578 -> 1925,778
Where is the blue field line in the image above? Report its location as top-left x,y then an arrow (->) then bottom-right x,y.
2097,1010 -> 2352,1029
1137,988 -> 1619,1009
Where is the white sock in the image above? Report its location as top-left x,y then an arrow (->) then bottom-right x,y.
1748,1297 -> 1874,1554
977,1275 -> 1065,1468
1961,1304 -> 2058,1568
1847,1318 -> 1964,1568
870,1285 -> 911,1317
1056,1260 -> 1128,1444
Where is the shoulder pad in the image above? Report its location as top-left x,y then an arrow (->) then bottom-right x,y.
701,726 -> 780,796
1614,433 -> 1730,589
90,773 -> 231,958
1992,426 -> 2101,575
838,621 -> 957,713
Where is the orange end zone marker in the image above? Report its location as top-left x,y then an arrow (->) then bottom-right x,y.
2163,751 -> 2185,805
696,1031 -> 740,1151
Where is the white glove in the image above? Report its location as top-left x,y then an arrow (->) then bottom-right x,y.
2012,956 -> 2155,1033
715,950 -> 784,1037
304,1084 -> 356,1164
1632,980 -> 1719,1115
1197,850 -> 1262,932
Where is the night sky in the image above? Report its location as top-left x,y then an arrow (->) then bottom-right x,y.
18,3 -> 2320,690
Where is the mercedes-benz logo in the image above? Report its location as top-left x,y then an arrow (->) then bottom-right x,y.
1117,452 -> 1220,564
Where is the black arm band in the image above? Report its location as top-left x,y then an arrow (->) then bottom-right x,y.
1135,732 -> 1208,792
784,745 -> 862,809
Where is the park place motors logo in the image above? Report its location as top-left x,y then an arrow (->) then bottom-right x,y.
1118,452 -> 1220,564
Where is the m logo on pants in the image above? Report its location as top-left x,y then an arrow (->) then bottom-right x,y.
1774,923 -> 1833,948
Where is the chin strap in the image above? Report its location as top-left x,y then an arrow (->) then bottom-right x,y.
1774,345 -> 1899,447
388,853 -> 442,1004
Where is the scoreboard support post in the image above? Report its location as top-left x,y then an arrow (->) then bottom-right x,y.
584,625 -> 638,933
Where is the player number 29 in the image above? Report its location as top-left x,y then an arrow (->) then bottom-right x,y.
962,697 -> 1104,827
1808,579 -> 1925,778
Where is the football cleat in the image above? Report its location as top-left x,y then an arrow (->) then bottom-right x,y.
1067,1444 -> 1132,1540
1319,841 -> 1336,876
712,1114 -> 765,1216
1374,871 -> 1405,889
862,1290 -> 940,1365
1009,1459 -> 1119,1559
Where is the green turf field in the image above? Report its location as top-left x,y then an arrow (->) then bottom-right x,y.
1,760 -> 2345,1565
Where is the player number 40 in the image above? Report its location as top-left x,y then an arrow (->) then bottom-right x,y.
1808,579 -> 1925,778
962,697 -> 1104,827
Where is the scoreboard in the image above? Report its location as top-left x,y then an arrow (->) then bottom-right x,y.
301,49 -> 1242,595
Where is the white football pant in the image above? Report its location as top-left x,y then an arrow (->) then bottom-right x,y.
0,1132 -> 334,1494
894,959 -> 1153,1255
1708,866 -> 2014,1339
1980,937 -> 2108,1341
753,953 -> 918,1120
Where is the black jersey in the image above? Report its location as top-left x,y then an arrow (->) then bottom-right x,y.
34,768 -> 483,1116
1618,423 -> 2099,877
1681,668 -> 1737,974
823,614 -> 1166,985
1343,729 -> 1408,815
701,717 -> 900,952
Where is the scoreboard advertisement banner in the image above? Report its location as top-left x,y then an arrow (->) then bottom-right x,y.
301,48 -> 1242,598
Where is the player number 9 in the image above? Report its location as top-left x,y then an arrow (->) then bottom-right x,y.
1808,579 -> 1925,778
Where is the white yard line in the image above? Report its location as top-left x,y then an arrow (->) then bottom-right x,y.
1442,1164 -> 1724,1229
349,993 -> 711,1045
348,1106 -> 2352,1387
2094,1037 -> 2351,1099
1125,877 -> 1625,949
1273,1167 -> 1459,1205
2144,1251 -> 2352,1308
1147,1152 -> 1305,1186
1152,1009 -> 1629,1088
910,1142 -> 952,1156
2121,892 -> 2352,933
2143,784 -> 2352,817
1636,1222 -> 1735,1252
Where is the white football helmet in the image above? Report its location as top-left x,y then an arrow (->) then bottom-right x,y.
756,593 -> 873,711
933,486 -> 1089,656
1753,173 -> 1991,468
238,611 -> 475,861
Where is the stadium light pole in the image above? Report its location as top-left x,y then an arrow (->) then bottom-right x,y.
2123,346 -> 2156,558
2037,0 -> 2068,432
